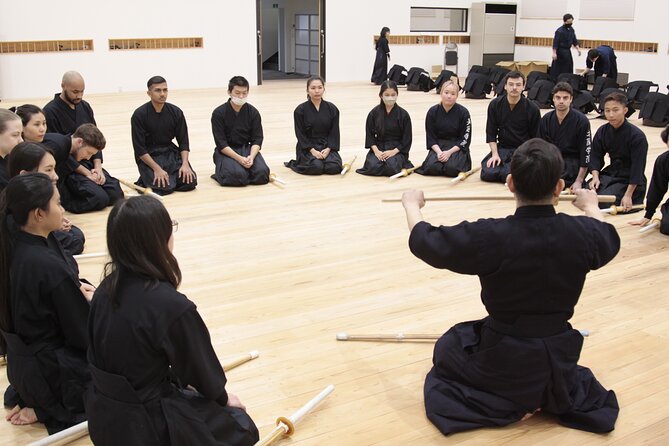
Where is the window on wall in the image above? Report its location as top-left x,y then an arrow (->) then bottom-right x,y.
410,7 -> 468,32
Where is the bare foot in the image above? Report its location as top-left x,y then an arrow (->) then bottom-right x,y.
521,408 -> 541,421
8,407 -> 37,425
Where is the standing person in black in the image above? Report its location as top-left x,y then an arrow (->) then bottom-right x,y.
86,195 -> 258,445
131,76 -> 197,195
630,125 -> 669,234
403,138 -> 620,436
211,76 -> 270,186
356,80 -> 413,176
539,82 -> 591,189
371,27 -> 390,85
589,92 -> 647,210
551,13 -> 581,80
0,109 -> 23,189
481,71 -> 540,183
285,76 -> 342,175
0,173 -> 93,433
42,72 -> 122,203
416,80 -> 472,177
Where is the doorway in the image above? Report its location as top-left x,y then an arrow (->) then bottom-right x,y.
256,0 -> 326,83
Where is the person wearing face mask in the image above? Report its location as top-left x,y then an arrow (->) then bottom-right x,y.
211,76 -> 269,186
0,109 -> 24,189
481,71 -> 541,184
356,80 -> 412,176
551,14 -> 581,81
416,81 -> 472,177
539,83 -> 592,190
8,142 -> 86,256
589,92 -> 647,211
285,76 -> 343,175
41,123 -> 118,214
131,76 -> 197,195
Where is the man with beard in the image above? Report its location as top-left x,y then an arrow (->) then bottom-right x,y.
539,82 -> 592,189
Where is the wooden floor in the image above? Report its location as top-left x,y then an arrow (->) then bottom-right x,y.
1,81 -> 668,445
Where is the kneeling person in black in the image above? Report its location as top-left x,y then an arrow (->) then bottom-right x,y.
211,76 -> 269,186
481,71 -> 540,183
131,76 -> 197,195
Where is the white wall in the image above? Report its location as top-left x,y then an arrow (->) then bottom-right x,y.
261,7 -> 280,63
326,0 -> 472,82
515,0 -> 669,87
0,0 -> 258,99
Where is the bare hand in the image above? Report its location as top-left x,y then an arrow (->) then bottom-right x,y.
321,148 -> 331,159
178,164 -> 195,184
402,189 -> 425,210
620,195 -> 633,212
79,282 -> 96,302
226,393 -> 246,411
92,167 -> 106,185
571,188 -> 599,212
153,168 -> 170,188
486,153 -> 501,168
61,217 -> 72,232
590,176 -> 600,190
552,54 -> 557,61
310,148 -> 324,160
437,150 -> 451,163
629,217 -> 651,227
571,180 -> 583,192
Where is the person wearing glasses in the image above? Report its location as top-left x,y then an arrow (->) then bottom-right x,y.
85,195 -> 258,445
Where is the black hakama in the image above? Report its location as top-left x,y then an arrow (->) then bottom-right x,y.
3,231 -> 90,434
481,96 -> 541,183
371,37 -> 390,85
86,270 -> 258,446
42,133 -> 122,214
285,100 -> 343,175
589,120 -> 647,207
643,151 -> 669,234
416,103 -> 472,177
356,104 -> 413,176
409,206 -> 620,436
539,109 -> 592,187
131,102 -> 198,195
211,101 -> 269,186
550,25 -> 579,80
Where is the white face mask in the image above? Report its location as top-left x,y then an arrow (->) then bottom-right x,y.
382,96 -> 397,106
231,96 -> 247,106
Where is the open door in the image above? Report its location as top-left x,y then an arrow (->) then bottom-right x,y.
256,1 -> 262,85
319,0 -> 326,80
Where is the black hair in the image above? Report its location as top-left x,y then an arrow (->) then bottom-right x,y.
587,49 -> 600,60
602,91 -> 628,107
504,70 -> 526,85
228,76 -> 249,92
147,76 -> 167,89
510,138 -> 564,202
661,125 -> 668,144
380,27 -> 390,38
552,81 -> 573,97
101,195 -> 181,305
373,80 -> 399,141
7,104 -> 44,127
563,13 -> 574,22
306,76 -> 325,100
8,142 -> 55,178
0,173 -> 56,346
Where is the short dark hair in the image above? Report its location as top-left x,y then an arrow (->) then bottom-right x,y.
505,70 -> 526,85
602,91 -> 628,107
552,82 -> 573,97
102,195 -> 181,305
0,173 -> 55,340
661,125 -> 668,144
8,142 -> 54,178
8,104 -> 44,127
72,123 -> 106,150
563,13 -> 574,22
147,76 -> 167,89
587,49 -> 600,60
228,76 -> 249,92
510,138 -> 564,201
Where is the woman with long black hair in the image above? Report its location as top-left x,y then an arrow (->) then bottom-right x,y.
371,27 -> 391,85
